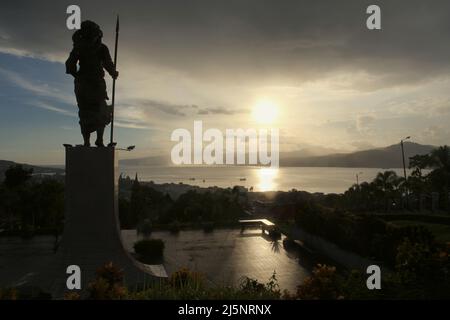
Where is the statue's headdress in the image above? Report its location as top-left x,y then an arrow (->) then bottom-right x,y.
72,20 -> 103,46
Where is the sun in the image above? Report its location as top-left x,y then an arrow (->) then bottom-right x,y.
252,99 -> 278,124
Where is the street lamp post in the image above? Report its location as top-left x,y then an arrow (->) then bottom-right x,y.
356,172 -> 363,186
401,136 -> 411,209
400,136 -> 410,182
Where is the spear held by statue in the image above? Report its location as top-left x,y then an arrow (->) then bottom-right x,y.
109,15 -> 120,147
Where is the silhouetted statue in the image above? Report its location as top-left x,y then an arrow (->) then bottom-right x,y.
66,20 -> 119,147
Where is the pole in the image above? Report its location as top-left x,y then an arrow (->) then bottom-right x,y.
356,172 -> 362,187
401,137 -> 410,209
401,140 -> 407,182
109,15 -> 119,146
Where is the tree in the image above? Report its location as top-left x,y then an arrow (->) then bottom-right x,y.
427,146 -> 450,210
408,154 -> 432,206
4,165 -> 33,189
373,171 -> 401,212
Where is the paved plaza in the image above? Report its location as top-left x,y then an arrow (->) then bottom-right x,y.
122,228 -> 313,293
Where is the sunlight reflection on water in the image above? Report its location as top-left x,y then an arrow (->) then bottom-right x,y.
255,167 -> 278,191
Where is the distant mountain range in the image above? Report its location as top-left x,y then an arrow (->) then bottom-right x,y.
0,143 -> 437,174
118,145 -> 341,167
281,142 -> 435,168
120,142 -> 437,169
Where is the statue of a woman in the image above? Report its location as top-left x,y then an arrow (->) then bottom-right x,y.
65,20 -> 118,147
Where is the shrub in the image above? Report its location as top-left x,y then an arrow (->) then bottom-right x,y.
169,268 -> 203,289
87,262 -> 127,300
296,264 -> 343,300
134,239 -> 165,263
0,288 -> 17,300
295,205 -> 438,266
131,268 -> 282,300
238,272 -> 281,299
64,292 -> 81,300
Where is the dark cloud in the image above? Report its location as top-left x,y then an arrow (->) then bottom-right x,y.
125,99 -> 196,116
140,99 -> 190,116
124,99 -> 245,117
1,1 -> 450,90
196,106 -> 247,115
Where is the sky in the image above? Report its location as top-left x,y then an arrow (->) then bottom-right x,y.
1,0 -> 450,164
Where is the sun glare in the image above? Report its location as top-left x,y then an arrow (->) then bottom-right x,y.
252,99 -> 278,124
256,167 -> 278,192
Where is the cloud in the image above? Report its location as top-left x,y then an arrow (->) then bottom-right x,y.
386,96 -> 450,117
0,67 -> 74,104
122,98 -> 246,117
419,125 -> 450,144
33,101 -> 77,117
2,0 -> 450,159
356,115 -> 376,133
196,106 -> 247,115
2,1 -> 450,91
137,99 -> 195,116
114,120 -> 151,130
32,101 -> 152,130
0,66 -> 155,129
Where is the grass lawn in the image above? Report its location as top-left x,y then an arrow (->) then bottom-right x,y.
390,220 -> 450,243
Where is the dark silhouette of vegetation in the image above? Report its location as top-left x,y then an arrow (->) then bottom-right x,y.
133,239 -> 165,263
295,264 -> 344,299
87,262 -> 127,300
0,287 -> 18,300
119,177 -> 173,229
76,264 -> 284,300
293,201 -> 435,266
343,145 -> 450,213
132,268 -> 283,300
295,239 -> 450,300
119,177 -> 245,230
343,170 -> 405,212
0,165 -> 64,237
4,164 -> 33,189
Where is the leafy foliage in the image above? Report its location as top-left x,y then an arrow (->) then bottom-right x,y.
296,264 -> 344,299
294,202 -> 436,265
4,164 -> 32,189
0,165 -> 64,236
119,179 -> 245,229
87,262 -> 127,300
131,268 -> 282,300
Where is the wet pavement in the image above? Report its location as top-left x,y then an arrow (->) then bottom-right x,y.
122,228 -> 313,293
0,229 -> 314,293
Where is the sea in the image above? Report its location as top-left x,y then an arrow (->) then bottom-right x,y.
119,166 -> 411,194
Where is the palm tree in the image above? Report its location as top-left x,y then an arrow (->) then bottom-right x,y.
373,170 -> 400,212
359,181 -> 376,210
408,154 -> 432,203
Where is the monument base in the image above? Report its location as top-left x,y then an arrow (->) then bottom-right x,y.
34,146 -> 166,298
